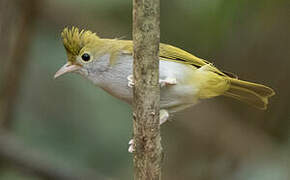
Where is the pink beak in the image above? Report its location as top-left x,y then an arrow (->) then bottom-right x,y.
54,62 -> 82,79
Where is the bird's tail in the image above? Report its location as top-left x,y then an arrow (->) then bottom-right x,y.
223,78 -> 275,110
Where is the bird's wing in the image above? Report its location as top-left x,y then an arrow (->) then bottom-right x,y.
159,43 -> 209,67
120,40 -> 237,78
159,43 -> 238,78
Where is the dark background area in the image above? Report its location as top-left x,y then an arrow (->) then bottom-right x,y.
0,0 -> 289,179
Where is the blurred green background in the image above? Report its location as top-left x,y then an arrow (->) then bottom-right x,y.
0,0 -> 289,179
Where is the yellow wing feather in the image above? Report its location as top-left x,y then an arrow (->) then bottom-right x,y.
120,40 -> 230,77
159,43 -> 209,66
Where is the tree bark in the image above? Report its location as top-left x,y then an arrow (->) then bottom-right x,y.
132,0 -> 161,180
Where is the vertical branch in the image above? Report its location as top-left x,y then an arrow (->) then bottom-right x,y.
132,0 -> 161,180
0,0 -> 37,128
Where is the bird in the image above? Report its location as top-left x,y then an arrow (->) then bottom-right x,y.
54,27 -> 275,151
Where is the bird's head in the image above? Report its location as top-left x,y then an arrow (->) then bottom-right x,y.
54,27 -> 105,79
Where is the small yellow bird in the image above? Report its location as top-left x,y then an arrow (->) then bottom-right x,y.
55,27 -> 275,126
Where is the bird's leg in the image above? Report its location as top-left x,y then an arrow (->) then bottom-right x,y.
128,109 -> 169,153
127,74 -> 173,153
159,109 -> 170,124
127,75 -> 177,88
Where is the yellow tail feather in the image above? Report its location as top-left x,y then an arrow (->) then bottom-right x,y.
224,78 -> 275,110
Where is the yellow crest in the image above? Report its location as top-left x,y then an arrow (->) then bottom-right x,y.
61,27 -> 100,56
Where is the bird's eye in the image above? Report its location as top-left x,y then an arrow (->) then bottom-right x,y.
81,53 -> 91,62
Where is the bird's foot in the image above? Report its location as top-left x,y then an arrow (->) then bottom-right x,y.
128,139 -> 135,153
127,75 -> 177,88
159,77 -> 177,88
127,75 -> 134,88
128,109 -> 169,153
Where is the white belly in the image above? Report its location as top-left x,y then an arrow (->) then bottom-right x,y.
85,54 -> 199,113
